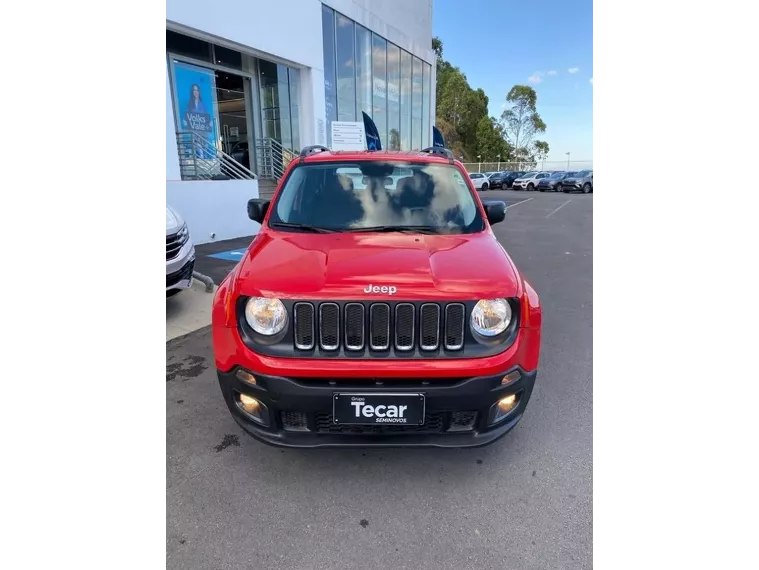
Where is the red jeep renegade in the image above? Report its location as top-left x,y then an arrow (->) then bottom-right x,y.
211,146 -> 541,448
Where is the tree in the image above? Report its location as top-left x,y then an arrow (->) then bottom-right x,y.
433,38 -> 545,164
500,85 -> 546,165
475,117 -> 512,162
533,140 -> 550,167
432,37 -> 443,62
389,129 -> 401,150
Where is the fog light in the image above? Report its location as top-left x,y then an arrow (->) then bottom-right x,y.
488,392 -> 521,426
234,392 -> 270,426
498,394 -> 518,413
235,369 -> 257,385
501,370 -> 521,385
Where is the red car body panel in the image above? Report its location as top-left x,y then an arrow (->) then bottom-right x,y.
211,150 -> 541,382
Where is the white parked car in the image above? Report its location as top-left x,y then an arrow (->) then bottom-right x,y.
468,172 -> 490,191
166,205 -> 196,297
511,171 -> 551,191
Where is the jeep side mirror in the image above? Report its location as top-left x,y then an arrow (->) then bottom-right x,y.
482,200 -> 506,225
247,199 -> 270,223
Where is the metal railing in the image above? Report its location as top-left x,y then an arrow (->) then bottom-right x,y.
255,138 -> 297,180
176,132 -> 256,181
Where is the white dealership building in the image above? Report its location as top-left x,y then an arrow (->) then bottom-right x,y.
166,0 -> 436,243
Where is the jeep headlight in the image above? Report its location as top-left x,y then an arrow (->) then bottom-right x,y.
471,299 -> 512,337
244,297 -> 287,335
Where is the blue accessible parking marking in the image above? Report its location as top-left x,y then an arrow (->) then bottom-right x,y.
207,248 -> 247,261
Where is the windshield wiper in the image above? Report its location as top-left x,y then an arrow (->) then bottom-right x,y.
269,222 -> 337,234
346,225 -> 447,235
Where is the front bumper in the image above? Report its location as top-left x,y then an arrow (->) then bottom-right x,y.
166,257 -> 195,291
217,367 -> 537,448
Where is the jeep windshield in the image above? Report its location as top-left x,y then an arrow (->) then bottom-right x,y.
269,161 -> 485,234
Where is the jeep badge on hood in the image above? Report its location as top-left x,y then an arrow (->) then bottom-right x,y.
364,284 -> 397,295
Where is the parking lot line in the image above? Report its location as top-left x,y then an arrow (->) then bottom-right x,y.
506,197 -> 534,209
546,199 -> 572,218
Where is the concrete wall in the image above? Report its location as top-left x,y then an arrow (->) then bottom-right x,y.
166,180 -> 260,244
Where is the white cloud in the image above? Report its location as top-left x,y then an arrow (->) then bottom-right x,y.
589,77 -> 593,84
527,72 -> 543,84
568,67 -> 580,74
547,70 -> 557,76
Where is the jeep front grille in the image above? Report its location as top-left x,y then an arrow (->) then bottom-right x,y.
291,302 -> 467,353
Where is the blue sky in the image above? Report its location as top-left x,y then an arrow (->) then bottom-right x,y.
433,0 -> 593,164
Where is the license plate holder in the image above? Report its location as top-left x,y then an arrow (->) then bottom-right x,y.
333,393 -> 426,426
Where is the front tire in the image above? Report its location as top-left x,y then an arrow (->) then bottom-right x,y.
582,183 -> 591,194
527,183 -> 534,192
482,183 -> 489,191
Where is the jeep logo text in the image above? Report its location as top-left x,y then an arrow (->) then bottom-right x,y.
363,284 -> 397,295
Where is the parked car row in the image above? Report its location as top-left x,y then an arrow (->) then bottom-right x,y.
469,169 -> 594,194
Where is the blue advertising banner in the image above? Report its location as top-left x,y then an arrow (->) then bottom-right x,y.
362,112 -> 382,151
172,61 -> 219,157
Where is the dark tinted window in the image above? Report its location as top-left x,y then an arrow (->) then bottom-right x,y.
271,161 -> 484,234
214,45 -> 242,69
166,30 -> 211,62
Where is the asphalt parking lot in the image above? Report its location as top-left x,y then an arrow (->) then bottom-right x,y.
167,190 -> 593,569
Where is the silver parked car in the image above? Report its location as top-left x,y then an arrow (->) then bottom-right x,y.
561,170 -> 593,193
166,205 -> 196,296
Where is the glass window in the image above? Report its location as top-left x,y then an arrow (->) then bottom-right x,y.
412,56 -> 423,150
321,6 -> 337,145
355,25 -> 372,120
335,14 -> 356,121
422,63 -> 431,149
372,34 -> 387,149
277,64 -> 292,150
271,161 -> 484,234
166,30 -> 212,62
400,50 -> 412,150
289,69 -> 301,151
214,45 -> 242,70
259,59 -> 281,141
387,44 -> 401,150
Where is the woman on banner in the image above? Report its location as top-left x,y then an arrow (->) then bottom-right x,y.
186,84 -> 207,115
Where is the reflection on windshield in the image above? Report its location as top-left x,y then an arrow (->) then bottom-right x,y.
270,161 -> 485,234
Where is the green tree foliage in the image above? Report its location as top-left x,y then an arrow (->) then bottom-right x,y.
500,85 -> 548,165
432,38 -> 548,162
389,129 -> 401,150
476,117 -> 512,162
533,140 -> 550,164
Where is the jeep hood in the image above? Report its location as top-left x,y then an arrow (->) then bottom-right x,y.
236,231 -> 522,300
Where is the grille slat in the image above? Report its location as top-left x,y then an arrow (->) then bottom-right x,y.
344,303 -> 365,350
319,303 -> 340,350
419,304 -> 440,350
369,304 -> 390,350
395,304 -> 415,351
294,303 -> 315,350
445,304 -> 466,350
166,230 -> 188,260
295,302 -> 468,353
